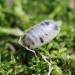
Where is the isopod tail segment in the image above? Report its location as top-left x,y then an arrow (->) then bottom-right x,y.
18,36 -> 37,57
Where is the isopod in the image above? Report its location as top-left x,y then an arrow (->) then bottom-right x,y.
18,20 -> 62,50
18,20 -> 62,75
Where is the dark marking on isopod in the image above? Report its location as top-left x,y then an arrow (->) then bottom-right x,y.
45,34 -> 48,35
54,25 -> 58,30
31,41 -> 34,45
45,22 -> 49,25
39,37 -> 44,43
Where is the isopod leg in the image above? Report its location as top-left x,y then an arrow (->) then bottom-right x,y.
25,46 -> 36,57
40,53 -> 52,75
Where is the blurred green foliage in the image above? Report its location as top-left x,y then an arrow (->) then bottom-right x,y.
0,0 -> 75,75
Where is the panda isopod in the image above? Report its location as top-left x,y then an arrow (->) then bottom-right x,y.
18,20 -> 62,50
